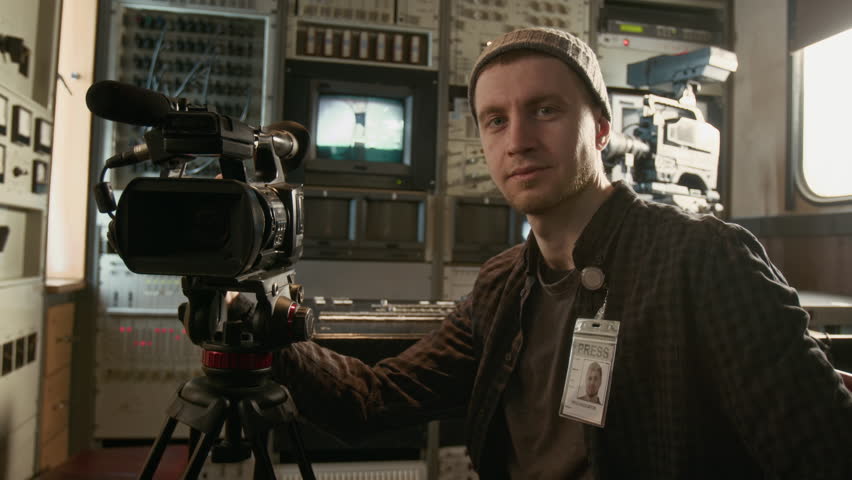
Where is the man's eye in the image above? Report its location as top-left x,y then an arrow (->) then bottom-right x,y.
487,117 -> 506,127
537,106 -> 555,115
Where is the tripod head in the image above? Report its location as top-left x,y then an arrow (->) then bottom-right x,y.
180,271 -> 314,353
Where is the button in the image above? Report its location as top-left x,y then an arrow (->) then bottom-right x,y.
581,266 -> 605,290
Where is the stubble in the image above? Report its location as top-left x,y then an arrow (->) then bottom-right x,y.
512,157 -> 597,215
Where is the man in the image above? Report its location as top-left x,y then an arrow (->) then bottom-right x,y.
578,362 -> 603,405
273,28 -> 852,478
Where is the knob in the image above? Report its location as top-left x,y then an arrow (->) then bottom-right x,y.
289,283 -> 305,304
271,297 -> 315,345
290,304 -> 315,342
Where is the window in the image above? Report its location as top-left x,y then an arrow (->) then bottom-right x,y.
796,27 -> 852,201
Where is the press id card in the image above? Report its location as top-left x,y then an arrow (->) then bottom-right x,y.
559,318 -> 620,427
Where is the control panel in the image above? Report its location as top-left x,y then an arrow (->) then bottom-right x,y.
286,0 -> 440,69
0,86 -> 52,214
95,254 -> 200,438
102,0 -> 279,187
449,0 -> 590,86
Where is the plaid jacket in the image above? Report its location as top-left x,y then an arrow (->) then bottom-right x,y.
274,182 -> 852,478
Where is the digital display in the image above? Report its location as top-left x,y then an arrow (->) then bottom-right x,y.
619,23 -> 644,34
315,94 -> 406,164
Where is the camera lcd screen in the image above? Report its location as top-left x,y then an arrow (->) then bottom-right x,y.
315,94 -> 405,164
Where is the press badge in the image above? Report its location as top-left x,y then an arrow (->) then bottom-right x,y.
559,318 -> 620,427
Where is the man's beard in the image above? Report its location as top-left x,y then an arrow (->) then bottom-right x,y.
508,159 -> 597,215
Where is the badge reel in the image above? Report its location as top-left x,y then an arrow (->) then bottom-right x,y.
559,267 -> 620,427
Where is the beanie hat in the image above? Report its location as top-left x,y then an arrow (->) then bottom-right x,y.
467,27 -> 612,126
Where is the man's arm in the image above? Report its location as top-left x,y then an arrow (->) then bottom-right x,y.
272,296 -> 478,440
694,225 -> 852,478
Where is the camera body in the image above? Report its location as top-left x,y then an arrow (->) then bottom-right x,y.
108,108 -> 307,279
626,94 -> 720,195
603,47 -> 736,215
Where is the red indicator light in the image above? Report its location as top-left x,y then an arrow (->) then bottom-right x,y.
119,327 -> 125,333
623,38 -> 630,47
175,335 -> 181,340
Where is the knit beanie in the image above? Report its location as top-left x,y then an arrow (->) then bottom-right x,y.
467,27 -> 611,126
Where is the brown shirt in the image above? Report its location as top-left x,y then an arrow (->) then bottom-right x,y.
274,182 -> 852,479
504,259 -> 591,479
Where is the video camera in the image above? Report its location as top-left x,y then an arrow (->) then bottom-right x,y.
603,47 -> 738,214
88,81 -> 322,479
88,80 -> 315,350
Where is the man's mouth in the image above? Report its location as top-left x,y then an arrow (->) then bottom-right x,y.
508,165 -> 549,181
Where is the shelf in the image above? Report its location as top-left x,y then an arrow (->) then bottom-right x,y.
45,278 -> 86,295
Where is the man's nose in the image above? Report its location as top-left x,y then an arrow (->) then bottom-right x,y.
506,117 -> 536,156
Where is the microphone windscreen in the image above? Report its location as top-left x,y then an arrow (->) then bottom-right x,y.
264,121 -> 310,152
86,80 -> 174,126
264,121 -> 311,170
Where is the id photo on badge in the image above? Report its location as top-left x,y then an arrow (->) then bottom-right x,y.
560,357 -> 611,426
577,360 -> 606,405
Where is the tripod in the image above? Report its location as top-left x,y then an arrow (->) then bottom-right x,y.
138,350 -> 316,480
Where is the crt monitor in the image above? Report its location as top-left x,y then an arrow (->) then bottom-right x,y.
450,196 -> 526,264
284,60 -> 437,190
301,187 -> 427,262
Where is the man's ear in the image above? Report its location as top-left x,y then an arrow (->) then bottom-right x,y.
595,115 -> 611,151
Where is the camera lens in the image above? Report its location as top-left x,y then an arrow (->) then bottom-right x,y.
254,186 -> 289,251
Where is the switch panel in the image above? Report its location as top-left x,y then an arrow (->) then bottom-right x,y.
286,0 -> 440,69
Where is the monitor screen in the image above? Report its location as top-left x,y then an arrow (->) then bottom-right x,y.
303,197 -> 353,241
316,94 -> 407,164
283,60 -> 437,190
455,203 -> 509,246
364,198 -> 423,243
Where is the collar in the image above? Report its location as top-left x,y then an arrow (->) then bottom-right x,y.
522,181 -> 639,275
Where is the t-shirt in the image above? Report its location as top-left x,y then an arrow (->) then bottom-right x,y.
503,258 -> 592,479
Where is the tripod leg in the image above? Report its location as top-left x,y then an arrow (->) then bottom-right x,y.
138,416 -> 179,480
287,423 -> 316,480
188,427 -> 201,462
249,431 -> 278,480
181,416 -> 227,480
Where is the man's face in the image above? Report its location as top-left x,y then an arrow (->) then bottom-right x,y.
585,366 -> 602,397
474,54 -> 610,215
